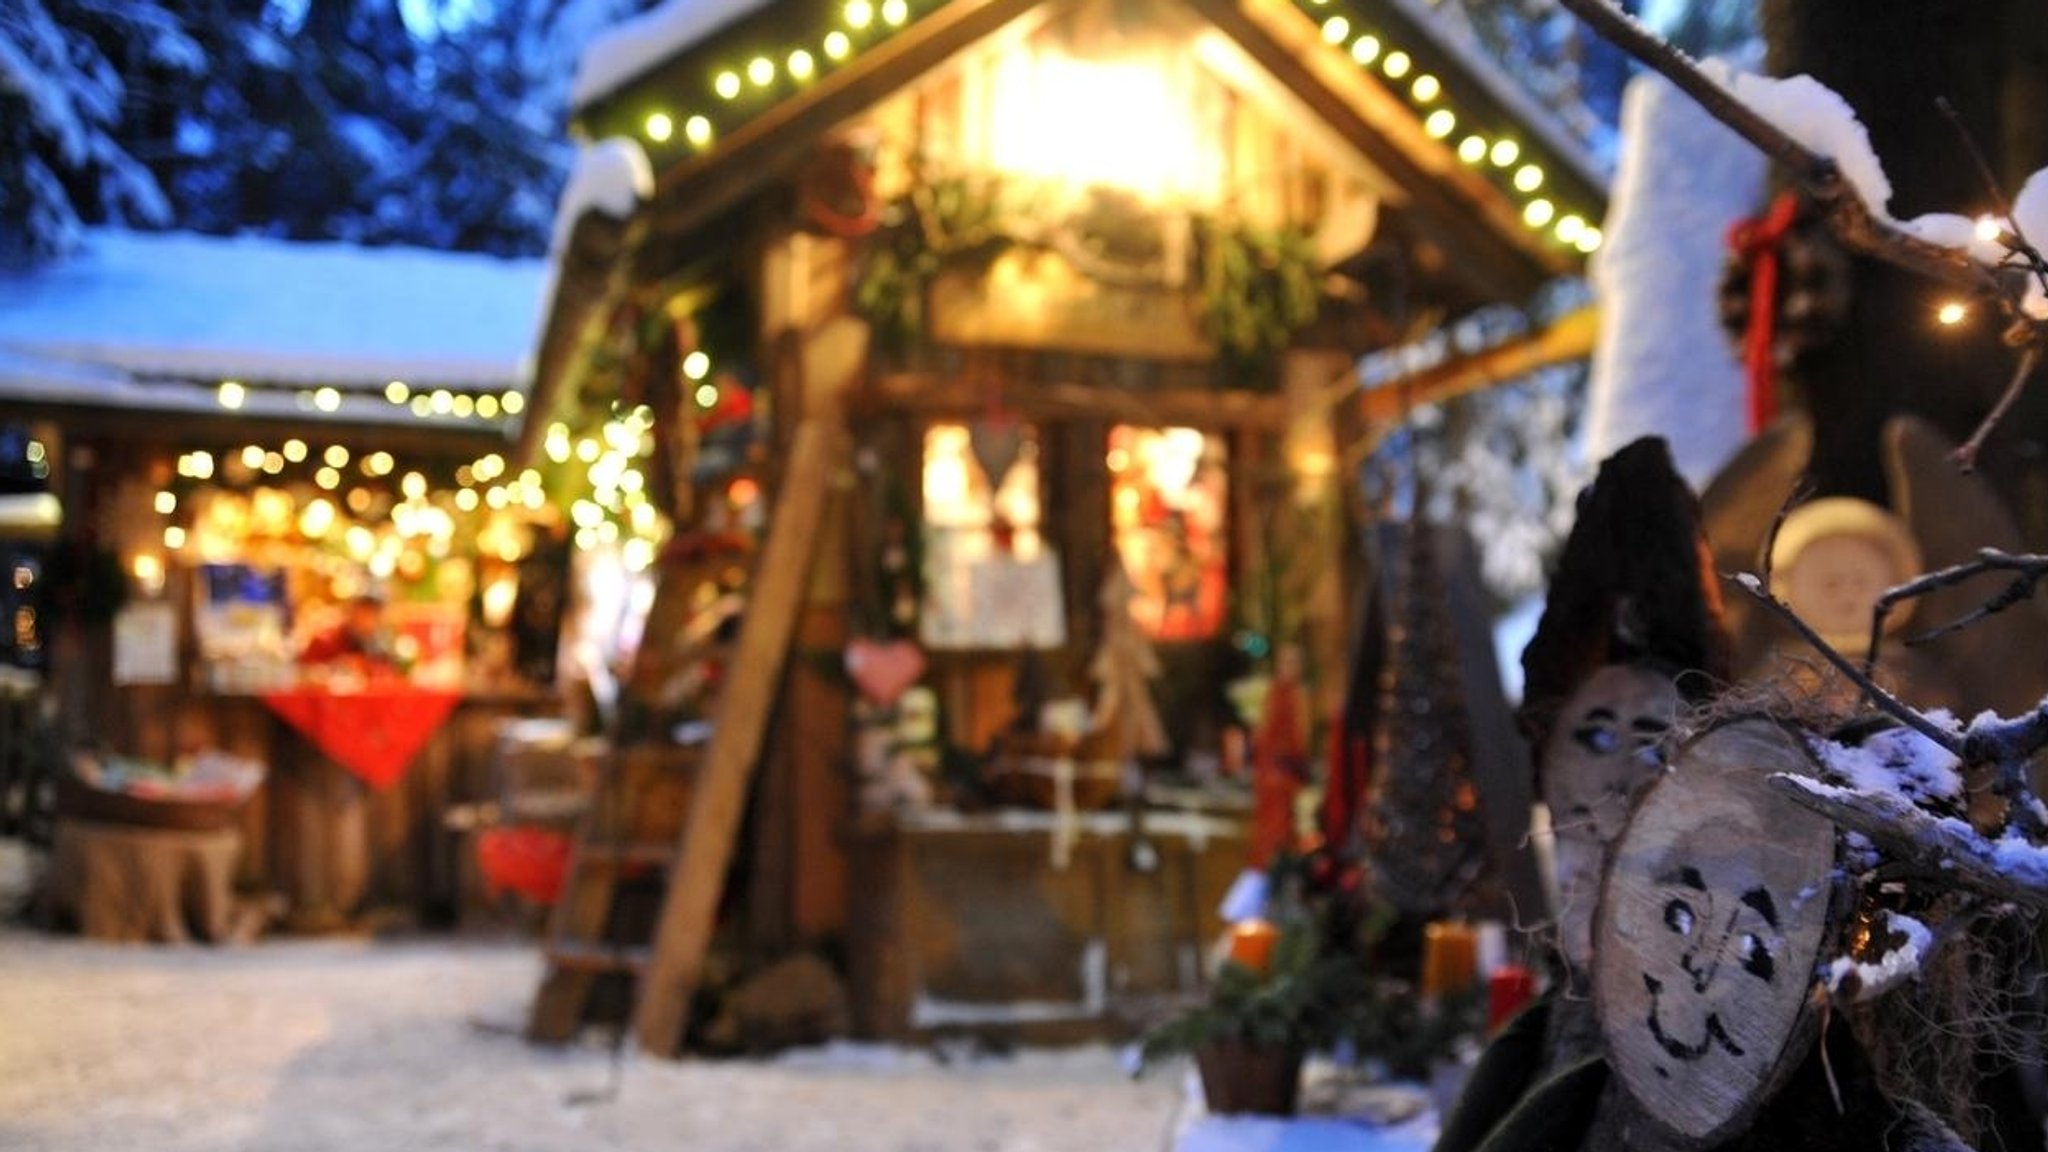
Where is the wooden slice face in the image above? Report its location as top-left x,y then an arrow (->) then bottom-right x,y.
1541,664 -> 1680,971
1594,719 -> 1838,1146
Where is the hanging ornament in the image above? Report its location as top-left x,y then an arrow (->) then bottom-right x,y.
845,637 -> 928,708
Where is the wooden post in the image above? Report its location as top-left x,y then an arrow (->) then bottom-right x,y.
634,419 -> 847,1056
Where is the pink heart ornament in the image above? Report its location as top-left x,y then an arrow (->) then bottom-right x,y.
845,638 -> 927,707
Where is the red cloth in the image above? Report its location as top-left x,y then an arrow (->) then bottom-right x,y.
1249,676 -> 1309,869
476,826 -> 572,905
260,685 -> 461,790
1727,192 -> 1802,433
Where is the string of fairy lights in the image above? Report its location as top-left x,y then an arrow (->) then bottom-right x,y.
617,0 -> 1600,254
208,377 -> 526,423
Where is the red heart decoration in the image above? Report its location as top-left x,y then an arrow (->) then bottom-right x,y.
845,638 -> 927,707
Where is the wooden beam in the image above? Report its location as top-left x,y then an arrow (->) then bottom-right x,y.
1359,304 -> 1597,427
634,418 -> 846,1057
863,372 -> 1294,431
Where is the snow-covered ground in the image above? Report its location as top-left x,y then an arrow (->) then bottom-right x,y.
0,845 -> 1181,1152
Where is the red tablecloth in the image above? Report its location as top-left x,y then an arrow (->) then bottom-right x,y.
260,686 -> 462,790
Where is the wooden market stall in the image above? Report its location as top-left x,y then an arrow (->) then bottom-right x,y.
0,231 -> 570,935
526,0 -> 1604,1048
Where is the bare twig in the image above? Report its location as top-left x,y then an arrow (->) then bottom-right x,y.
1935,97 -> 2048,295
1865,547 -> 2048,666
1954,336 -> 2043,473
1726,571 -> 1965,755
1760,479 -> 1815,591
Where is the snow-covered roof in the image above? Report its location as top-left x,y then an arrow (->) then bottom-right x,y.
0,230 -> 549,392
571,0 -> 772,109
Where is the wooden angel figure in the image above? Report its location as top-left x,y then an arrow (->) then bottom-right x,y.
1087,564 -> 1169,763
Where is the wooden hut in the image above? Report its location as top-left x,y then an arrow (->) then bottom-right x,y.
525,0 -> 1605,1049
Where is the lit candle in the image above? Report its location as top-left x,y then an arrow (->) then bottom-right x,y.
1421,921 -> 1478,998
1225,919 -> 1280,976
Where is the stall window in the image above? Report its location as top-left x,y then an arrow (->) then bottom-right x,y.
919,422 -> 1065,649
1109,425 -> 1227,641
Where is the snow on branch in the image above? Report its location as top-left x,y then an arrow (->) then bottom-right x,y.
1771,774 -> 2048,912
1556,0 -> 2048,467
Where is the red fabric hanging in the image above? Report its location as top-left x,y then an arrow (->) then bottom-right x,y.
1727,193 -> 1803,433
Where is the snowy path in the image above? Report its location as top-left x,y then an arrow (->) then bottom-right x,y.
0,929 -> 1182,1152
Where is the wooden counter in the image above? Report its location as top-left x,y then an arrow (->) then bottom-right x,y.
846,807 -> 1246,1042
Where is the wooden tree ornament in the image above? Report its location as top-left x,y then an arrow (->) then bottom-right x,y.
1594,718 -> 1842,1148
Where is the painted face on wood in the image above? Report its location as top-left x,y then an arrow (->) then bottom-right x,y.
1595,720 -> 1837,1145
1767,497 -> 1922,655
1541,664 -> 1678,969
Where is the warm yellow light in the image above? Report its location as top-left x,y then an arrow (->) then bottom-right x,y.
987,47 -> 1221,207
241,445 -> 265,469
1350,35 -> 1381,64
283,439 -> 307,463
454,488 -> 479,512
366,451 -> 395,477
1424,109 -> 1456,138
477,453 -> 504,480
845,0 -> 873,28
500,391 -> 524,415
645,112 -> 674,142
576,439 -> 601,464
1555,214 -> 1587,243
1490,139 -> 1520,167
824,31 -> 852,59
880,0 -> 908,25
452,394 -> 475,418
262,452 -> 285,474
402,471 -> 428,500
314,386 -> 341,412
1411,74 -> 1441,102
154,490 -> 176,515
430,389 -> 454,415
546,432 -> 572,465
1575,227 -> 1604,254
695,383 -> 720,408
476,394 -> 500,419
1976,215 -> 2003,243
523,487 -> 545,511
25,441 -> 45,465
411,395 -> 433,417
163,525 -> 187,550
789,50 -> 815,80
132,553 -> 164,592
1513,164 -> 1544,192
188,451 -> 215,480
218,381 -> 246,409
747,56 -> 774,86
623,537 -> 656,573
685,115 -> 713,148
1321,16 -> 1350,43
345,525 -> 375,560
316,466 -> 341,490
683,350 -> 711,379
1457,135 -> 1487,164
299,498 -> 335,539
385,380 -> 409,403
1937,301 -> 1969,325
1383,51 -> 1411,79
1523,198 -> 1556,227
714,71 -> 741,99
485,486 -> 508,510
324,445 -> 350,467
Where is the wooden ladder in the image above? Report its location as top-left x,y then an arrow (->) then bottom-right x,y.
523,419 -> 844,1053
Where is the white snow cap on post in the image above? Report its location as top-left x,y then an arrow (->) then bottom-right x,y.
1584,64 -> 1765,487
551,137 -> 654,254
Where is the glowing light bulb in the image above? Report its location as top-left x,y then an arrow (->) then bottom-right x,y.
1523,198 -> 1555,227
501,391 -> 524,415
1383,51 -> 1411,79
325,445 -> 350,467
1458,136 -> 1487,164
1322,16 -> 1350,43
714,71 -> 741,99
1555,215 -> 1587,243
789,50 -> 816,80
1424,109 -> 1456,139
1411,74 -> 1440,102
1937,301 -> 1969,325
385,380 -> 409,403
1513,164 -> 1544,192
747,57 -> 774,86
1976,216 -> 2003,243
683,351 -> 711,380
1490,139 -> 1520,167
218,381 -> 246,409
241,445 -> 265,469
314,386 -> 341,412
283,439 -> 307,463
1575,227 -> 1603,254
1351,35 -> 1380,64
164,526 -> 187,550
685,115 -> 713,148
880,0 -> 907,25
316,467 -> 341,490
845,0 -> 873,28
696,384 -> 720,409
154,491 -> 177,515
824,31 -> 851,59
476,394 -> 500,419
645,112 -> 674,142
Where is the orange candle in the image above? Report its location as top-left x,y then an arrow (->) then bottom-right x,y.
1225,919 -> 1280,976
1421,921 -> 1478,998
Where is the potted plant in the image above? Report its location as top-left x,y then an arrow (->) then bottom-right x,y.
1140,853 -> 1484,1117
